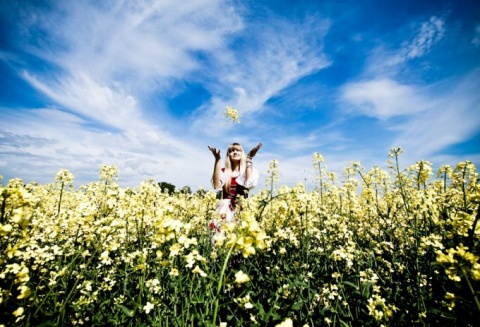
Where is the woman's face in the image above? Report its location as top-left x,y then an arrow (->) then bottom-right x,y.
228,145 -> 243,162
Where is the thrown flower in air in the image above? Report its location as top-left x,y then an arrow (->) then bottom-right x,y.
224,105 -> 241,124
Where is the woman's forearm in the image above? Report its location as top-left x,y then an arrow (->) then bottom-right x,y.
244,156 -> 253,187
212,159 -> 222,189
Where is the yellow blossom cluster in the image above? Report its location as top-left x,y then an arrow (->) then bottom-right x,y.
224,105 -> 241,124
436,244 -> 480,281
0,155 -> 478,326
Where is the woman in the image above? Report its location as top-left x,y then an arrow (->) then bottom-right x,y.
208,142 -> 262,233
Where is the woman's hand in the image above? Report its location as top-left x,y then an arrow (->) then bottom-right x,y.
247,142 -> 262,158
208,146 -> 221,161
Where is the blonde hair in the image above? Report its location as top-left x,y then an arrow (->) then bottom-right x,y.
224,143 -> 246,192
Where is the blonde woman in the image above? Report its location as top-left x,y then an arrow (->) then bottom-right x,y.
207,142 -> 262,232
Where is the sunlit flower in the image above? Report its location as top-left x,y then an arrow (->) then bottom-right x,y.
1,155 -> 478,326
234,270 -> 250,284
17,285 -> 31,299
275,318 -> 293,327
55,169 -> 74,187
12,306 -> 24,317
0,223 -> 13,235
192,265 -> 207,277
224,105 -> 240,124
100,164 -> 119,182
143,301 -> 154,314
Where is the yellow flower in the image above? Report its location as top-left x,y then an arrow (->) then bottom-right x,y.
169,243 -> 182,257
234,270 -> 250,284
55,169 -> 74,186
445,292 -> 455,300
12,307 -> 24,317
275,318 -> 293,327
0,224 -> 13,236
17,285 -> 31,299
224,105 -> 240,124
192,265 -> 207,277
143,301 -> 154,314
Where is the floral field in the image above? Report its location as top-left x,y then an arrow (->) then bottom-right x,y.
1,149 -> 479,327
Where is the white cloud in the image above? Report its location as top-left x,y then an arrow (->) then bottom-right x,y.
1,2 -> 478,191
338,15 -> 478,170
472,24 -> 480,47
341,78 -> 434,119
0,0 -> 248,188
190,15 -> 331,135
23,0 -> 242,84
365,16 -> 446,76
0,105 -> 211,188
389,70 -> 480,161
22,71 -> 142,130
401,16 -> 445,59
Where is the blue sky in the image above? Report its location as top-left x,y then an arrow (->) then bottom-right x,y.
1,0 -> 479,190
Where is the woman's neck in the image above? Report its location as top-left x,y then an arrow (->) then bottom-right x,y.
231,162 -> 240,172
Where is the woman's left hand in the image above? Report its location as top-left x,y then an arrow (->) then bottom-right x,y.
247,142 -> 262,158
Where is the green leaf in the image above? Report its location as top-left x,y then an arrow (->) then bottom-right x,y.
116,304 -> 135,317
342,280 -> 359,290
292,279 -> 307,287
36,322 -> 56,327
361,282 -> 371,298
292,301 -> 303,310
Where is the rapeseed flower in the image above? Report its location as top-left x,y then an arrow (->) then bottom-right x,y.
1,157 -> 478,326
234,270 -> 250,284
143,301 -> 154,314
16,285 -> 31,299
275,318 -> 293,327
224,105 -> 240,124
12,306 -> 24,317
192,265 -> 207,277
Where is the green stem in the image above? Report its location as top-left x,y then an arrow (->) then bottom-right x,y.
318,162 -> 323,206
212,237 -> 238,326
461,165 -> 468,212
394,153 -> 410,214
57,182 -> 64,217
461,267 -> 480,313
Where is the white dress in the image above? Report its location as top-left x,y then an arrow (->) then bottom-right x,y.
209,168 -> 259,234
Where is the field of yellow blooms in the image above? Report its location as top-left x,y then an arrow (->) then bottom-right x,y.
1,149 -> 479,327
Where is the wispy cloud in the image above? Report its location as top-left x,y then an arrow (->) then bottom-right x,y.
389,70 -> 480,161
22,72 -> 142,130
341,16 -> 447,120
400,16 -> 445,60
472,24 -> 480,47
364,16 -> 446,76
338,15 -> 479,169
0,0 -> 247,186
191,14 -> 331,136
341,78 -> 435,119
1,2 -> 478,190
0,104 -> 210,187
20,0 -> 242,82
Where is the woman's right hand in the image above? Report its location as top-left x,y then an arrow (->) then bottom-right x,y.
247,142 -> 262,158
208,146 -> 221,161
